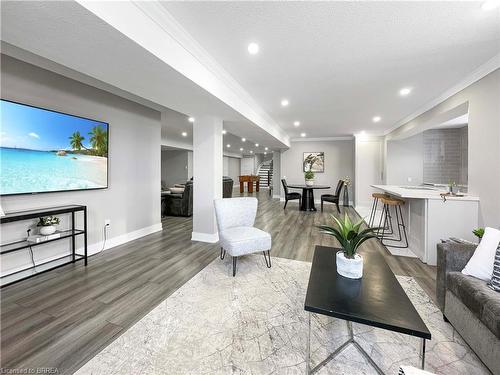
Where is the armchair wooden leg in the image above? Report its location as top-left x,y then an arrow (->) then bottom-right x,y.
263,250 -> 272,268
232,256 -> 237,277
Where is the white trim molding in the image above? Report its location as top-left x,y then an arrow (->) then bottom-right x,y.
290,136 -> 354,142
191,231 -> 219,243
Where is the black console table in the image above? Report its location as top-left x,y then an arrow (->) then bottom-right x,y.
0,205 -> 88,287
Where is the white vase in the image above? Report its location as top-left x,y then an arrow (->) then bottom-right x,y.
336,251 -> 363,279
40,225 -> 56,236
305,179 -> 314,186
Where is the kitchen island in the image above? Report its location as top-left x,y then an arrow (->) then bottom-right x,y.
371,185 -> 479,265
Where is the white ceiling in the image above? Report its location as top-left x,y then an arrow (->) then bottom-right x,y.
163,1 -> 500,138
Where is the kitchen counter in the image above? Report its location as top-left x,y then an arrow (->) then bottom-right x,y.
371,185 -> 479,201
369,185 -> 479,265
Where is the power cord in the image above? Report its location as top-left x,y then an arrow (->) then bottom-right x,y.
95,223 -> 109,255
26,229 -> 37,271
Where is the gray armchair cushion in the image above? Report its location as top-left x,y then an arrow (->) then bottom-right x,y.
436,242 -> 476,310
447,272 -> 500,339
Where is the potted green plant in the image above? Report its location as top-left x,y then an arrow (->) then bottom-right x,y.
37,216 -> 60,235
472,227 -> 484,241
304,170 -> 315,186
318,214 -> 379,279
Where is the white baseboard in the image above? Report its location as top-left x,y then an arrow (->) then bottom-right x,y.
191,231 -> 219,243
1,222 -> 163,277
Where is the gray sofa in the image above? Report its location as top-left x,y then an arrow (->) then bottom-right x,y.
437,242 -> 500,375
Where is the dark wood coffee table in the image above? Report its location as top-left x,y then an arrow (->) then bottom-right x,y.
304,246 -> 431,374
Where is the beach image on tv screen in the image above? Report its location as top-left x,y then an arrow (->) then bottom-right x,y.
0,100 -> 108,195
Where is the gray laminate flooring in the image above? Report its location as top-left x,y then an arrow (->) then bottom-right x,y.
1,188 -> 436,374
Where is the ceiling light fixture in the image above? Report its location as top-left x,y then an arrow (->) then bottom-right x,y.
250,150 -> 254,154
240,148 -> 244,151
255,143 -> 259,147
247,42 -> 259,55
241,138 -> 246,142
188,117 -> 195,123
281,99 -> 289,107
226,144 -> 231,148
300,133 -> 306,137
293,121 -> 300,127
482,1 -> 500,10
264,152 -> 267,155
181,132 -> 187,137
265,147 -> 268,151
372,116 -> 381,123
222,130 -> 227,135
399,87 -> 412,96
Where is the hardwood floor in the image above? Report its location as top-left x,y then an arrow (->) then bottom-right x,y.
1,189 -> 436,374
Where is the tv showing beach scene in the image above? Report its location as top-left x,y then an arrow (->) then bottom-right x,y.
0,99 -> 108,195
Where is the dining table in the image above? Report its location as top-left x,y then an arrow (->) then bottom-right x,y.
286,184 -> 330,211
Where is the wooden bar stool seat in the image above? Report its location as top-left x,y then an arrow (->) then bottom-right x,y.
368,192 -> 390,228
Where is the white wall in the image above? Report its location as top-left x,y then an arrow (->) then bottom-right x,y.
0,55 -> 162,275
161,149 -> 189,187
223,156 -> 241,185
240,156 -> 255,175
386,133 -> 424,185
281,140 -> 355,199
354,136 -> 383,207
386,69 -> 500,227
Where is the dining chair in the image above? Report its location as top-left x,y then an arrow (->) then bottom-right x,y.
281,179 -> 301,209
321,179 -> 345,213
214,197 -> 272,276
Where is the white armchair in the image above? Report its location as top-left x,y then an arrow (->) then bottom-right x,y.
214,197 -> 272,276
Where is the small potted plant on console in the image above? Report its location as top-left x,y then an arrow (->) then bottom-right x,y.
37,216 -> 60,236
318,214 -> 378,279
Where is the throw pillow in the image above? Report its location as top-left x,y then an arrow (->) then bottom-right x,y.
489,246 -> 500,292
462,227 -> 500,281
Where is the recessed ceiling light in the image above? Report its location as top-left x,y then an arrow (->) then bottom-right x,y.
264,152 -> 267,155
293,121 -> 300,127
482,1 -> 499,10
265,147 -> 268,151
250,150 -> 253,154
226,144 -> 231,148
240,148 -> 244,151
255,143 -> 259,147
399,87 -> 412,96
181,132 -> 187,137
222,130 -> 227,135
188,117 -> 195,123
247,42 -> 259,55
281,99 -> 289,107
372,116 -> 381,123
300,133 -> 306,137
241,138 -> 246,142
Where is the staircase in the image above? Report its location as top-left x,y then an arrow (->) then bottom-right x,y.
257,160 -> 273,187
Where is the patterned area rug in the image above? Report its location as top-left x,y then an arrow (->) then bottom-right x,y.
76,254 -> 491,374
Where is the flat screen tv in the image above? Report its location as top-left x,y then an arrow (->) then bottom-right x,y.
0,99 -> 109,196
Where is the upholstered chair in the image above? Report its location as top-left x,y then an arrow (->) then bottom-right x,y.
281,179 -> 301,209
214,197 -> 272,276
321,179 -> 345,213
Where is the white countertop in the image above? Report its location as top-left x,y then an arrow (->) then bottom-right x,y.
371,185 -> 480,201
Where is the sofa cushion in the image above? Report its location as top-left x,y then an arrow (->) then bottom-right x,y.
447,272 -> 500,338
219,226 -> 271,257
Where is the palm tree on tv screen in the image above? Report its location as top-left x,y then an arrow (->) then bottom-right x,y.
89,126 -> 108,157
69,131 -> 86,151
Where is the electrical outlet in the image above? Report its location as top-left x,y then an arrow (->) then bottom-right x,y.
105,219 -> 111,226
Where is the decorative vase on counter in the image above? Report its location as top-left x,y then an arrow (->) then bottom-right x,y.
336,251 -> 363,279
39,225 -> 57,236
305,179 -> 314,186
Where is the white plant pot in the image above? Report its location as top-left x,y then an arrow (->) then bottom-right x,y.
336,251 -> 363,279
40,225 -> 56,236
305,179 -> 314,186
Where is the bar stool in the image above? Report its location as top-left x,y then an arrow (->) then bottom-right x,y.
378,196 -> 408,248
368,192 -> 390,229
